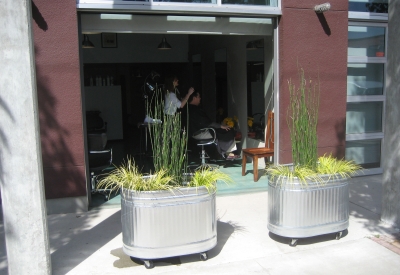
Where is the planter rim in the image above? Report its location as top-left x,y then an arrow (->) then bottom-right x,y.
267,173 -> 349,190
267,172 -> 349,180
121,185 -> 215,194
121,186 -> 216,200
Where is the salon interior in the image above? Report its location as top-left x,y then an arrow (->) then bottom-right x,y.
81,15 -> 275,203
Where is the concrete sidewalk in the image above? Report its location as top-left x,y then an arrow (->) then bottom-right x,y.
2,174 -> 400,274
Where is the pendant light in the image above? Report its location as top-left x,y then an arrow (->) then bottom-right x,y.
82,34 -> 95,48
246,41 -> 257,50
158,37 -> 172,50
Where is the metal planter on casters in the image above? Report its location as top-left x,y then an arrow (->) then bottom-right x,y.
268,175 -> 349,246
121,186 -> 216,268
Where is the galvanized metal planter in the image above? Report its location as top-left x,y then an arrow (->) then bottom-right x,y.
268,175 -> 349,246
121,186 -> 217,267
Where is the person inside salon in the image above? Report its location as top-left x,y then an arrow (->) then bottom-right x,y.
186,91 -> 240,160
164,75 -> 194,115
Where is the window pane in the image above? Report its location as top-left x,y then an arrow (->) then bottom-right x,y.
346,139 -> 381,169
153,0 -> 215,3
222,0 -> 277,6
346,102 -> 383,134
347,63 -> 384,95
349,0 -> 388,13
348,26 -> 385,57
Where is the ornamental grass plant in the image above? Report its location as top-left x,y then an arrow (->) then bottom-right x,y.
186,167 -> 233,193
266,66 -> 361,185
97,157 -> 175,193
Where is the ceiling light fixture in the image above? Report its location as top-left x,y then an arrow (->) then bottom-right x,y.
82,34 -> 95,48
246,41 -> 257,50
158,37 -> 172,50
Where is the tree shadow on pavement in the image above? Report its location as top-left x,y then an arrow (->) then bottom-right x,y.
348,174 -> 400,235
49,210 -> 121,274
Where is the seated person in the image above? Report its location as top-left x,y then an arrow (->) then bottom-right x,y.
186,91 -> 240,160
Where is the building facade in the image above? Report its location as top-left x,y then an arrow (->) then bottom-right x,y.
30,0 -> 388,213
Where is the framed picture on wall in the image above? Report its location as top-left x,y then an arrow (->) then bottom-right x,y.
101,33 -> 117,48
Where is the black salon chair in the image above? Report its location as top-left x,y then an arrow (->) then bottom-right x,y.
87,133 -> 113,200
86,110 -> 107,134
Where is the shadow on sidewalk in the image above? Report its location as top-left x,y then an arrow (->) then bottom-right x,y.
349,174 -> 400,235
50,210 -> 121,274
268,230 -> 349,247
106,220 -> 239,269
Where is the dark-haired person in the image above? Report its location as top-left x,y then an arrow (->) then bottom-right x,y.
187,91 -> 240,160
164,75 -> 194,115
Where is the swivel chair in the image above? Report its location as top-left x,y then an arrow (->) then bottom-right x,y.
86,110 -> 107,134
193,128 -> 219,170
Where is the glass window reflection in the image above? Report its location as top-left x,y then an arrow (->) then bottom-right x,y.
346,139 -> 381,169
101,0 -> 278,6
222,0 -> 277,6
346,102 -> 383,134
153,0 -> 215,3
348,26 -> 385,57
349,0 -> 388,13
347,63 -> 384,95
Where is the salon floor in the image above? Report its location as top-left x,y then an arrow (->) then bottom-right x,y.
90,125 -> 268,209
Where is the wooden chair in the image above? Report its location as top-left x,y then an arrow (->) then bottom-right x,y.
241,111 -> 274,182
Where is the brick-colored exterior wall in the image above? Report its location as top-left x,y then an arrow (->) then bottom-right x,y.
279,0 -> 349,163
32,0 -> 86,199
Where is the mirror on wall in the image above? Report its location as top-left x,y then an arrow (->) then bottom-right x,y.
246,39 -> 265,141
214,48 -> 227,123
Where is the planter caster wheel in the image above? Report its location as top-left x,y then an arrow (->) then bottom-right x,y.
289,238 -> 298,247
143,260 -> 154,269
200,252 -> 208,261
336,231 -> 343,240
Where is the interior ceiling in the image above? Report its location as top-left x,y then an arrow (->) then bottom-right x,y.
81,13 -> 273,36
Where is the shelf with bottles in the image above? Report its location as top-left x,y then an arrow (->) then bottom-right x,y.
85,75 -> 115,87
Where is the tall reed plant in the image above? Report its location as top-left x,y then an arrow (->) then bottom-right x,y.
147,88 -> 187,184
287,67 -> 320,170
266,66 -> 361,186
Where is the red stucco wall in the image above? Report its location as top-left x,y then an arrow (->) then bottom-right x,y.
32,0 -> 86,198
279,0 -> 348,163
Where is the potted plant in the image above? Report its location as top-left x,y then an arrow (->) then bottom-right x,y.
266,67 -> 361,247
98,88 -> 232,269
